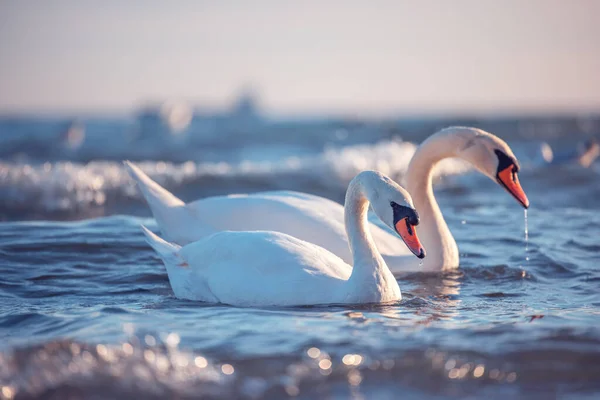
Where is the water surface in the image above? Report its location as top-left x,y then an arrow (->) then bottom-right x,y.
1,117 -> 599,399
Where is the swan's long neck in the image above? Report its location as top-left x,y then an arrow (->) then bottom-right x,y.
345,174 -> 397,296
405,130 -> 464,270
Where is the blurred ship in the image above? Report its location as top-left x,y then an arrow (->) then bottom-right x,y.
540,137 -> 599,168
135,100 -> 193,142
133,90 -> 263,146
60,119 -> 86,151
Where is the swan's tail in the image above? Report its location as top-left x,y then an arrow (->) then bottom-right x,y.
140,225 -> 185,268
124,161 -> 188,243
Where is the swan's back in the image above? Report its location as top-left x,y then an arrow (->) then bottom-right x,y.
187,190 -> 402,261
188,191 -> 350,252
179,231 -> 353,306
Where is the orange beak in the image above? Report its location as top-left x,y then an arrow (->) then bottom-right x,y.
395,218 -> 426,259
497,165 -> 529,209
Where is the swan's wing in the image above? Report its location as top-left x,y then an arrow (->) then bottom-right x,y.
261,191 -> 410,257
179,231 -> 352,306
124,165 -> 408,264
124,161 -> 215,245
189,190 -> 407,261
185,191 -> 354,262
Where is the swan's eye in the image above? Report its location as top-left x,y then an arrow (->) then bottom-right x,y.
494,149 -> 518,174
391,201 -> 420,226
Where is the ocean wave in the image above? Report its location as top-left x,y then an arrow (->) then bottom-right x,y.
0,139 -> 470,220
2,334 -> 599,400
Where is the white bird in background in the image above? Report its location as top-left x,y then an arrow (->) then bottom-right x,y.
141,171 -> 425,306
126,126 -> 529,274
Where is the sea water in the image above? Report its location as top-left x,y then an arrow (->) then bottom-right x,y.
1,116 -> 600,399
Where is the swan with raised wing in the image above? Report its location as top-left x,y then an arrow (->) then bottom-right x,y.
126,126 -> 529,273
141,171 -> 424,306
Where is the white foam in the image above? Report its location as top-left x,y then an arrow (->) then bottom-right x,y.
0,139 -> 471,218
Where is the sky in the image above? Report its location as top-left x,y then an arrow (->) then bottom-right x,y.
1,0 -> 599,116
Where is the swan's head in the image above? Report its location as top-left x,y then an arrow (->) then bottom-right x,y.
366,172 -> 426,259
453,128 -> 530,208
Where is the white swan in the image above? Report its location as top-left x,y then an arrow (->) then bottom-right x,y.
125,126 -> 529,273
140,171 -> 424,306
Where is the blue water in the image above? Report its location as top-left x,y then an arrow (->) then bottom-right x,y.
1,115 -> 599,399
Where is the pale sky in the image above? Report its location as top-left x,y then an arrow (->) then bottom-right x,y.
1,0 -> 599,115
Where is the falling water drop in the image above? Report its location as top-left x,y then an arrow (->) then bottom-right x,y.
524,209 -> 529,261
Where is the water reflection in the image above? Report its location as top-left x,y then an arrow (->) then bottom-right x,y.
332,271 -> 464,331
401,271 -> 463,326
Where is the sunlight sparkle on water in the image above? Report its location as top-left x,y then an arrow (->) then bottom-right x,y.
342,354 -> 363,366
165,332 -> 181,348
473,365 -> 485,378
318,359 -> 332,370
122,323 -> 135,335
221,364 -> 235,375
307,347 -> 321,358
194,356 -> 208,368
348,369 -> 362,386
121,343 -> 133,356
2,386 -> 15,399
144,335 -> 156,347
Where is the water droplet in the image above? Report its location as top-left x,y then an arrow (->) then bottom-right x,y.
524,209 -> 529,264
524,209 -> 529,245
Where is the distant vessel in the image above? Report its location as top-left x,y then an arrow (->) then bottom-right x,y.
61,119 -> 86,150
135,100 -> 193,142
540,137 -> 599,167
230,90 -> 262,124
134,90 -> 264,145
